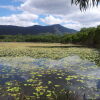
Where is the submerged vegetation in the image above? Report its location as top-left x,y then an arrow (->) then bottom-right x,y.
0,66 -> 84,100
0,55 -> 100,100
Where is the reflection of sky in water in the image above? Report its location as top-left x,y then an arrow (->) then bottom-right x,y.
0,55 -> 100,99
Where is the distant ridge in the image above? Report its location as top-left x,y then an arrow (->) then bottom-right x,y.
0,24 -> 77,35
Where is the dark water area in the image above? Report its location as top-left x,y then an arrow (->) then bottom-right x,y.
0,56 -> 100,100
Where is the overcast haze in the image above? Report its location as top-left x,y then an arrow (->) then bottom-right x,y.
0,0 -> 100,30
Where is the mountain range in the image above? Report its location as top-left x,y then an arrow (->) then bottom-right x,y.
0,24 -> 77,35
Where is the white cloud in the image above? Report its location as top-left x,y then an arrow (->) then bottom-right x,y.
0,5 -> 19,11
64,22 -> 82,30
20,0 -> 78,15
40,15 -> 63,25
0,0 -> 100,30
19,0 -> 100,29
12,0 -> 26,2
0,12 -> 38,26
63,6 -> 100,29
40,15 -> 82,30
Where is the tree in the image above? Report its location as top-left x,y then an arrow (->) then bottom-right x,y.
94,25 -> 100,46
71,0 -> 100,10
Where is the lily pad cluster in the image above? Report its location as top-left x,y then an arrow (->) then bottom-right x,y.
0,55 -> 100,99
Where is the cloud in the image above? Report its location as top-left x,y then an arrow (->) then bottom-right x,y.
0,0 -> 100,30
12,0 -> 26,2
19,0 -> 100,29
0,12 -> 39,26
40,15 -> 82,30
0,5 -> 19,11
63,22 -> 82,30
63,6 -> 100,29
40,15 -> 63,25
20,0 -> 78,15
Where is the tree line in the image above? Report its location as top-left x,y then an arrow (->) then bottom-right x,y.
0,25 -> 100,48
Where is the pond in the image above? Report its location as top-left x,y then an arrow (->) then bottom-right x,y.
0,55 -> 100,100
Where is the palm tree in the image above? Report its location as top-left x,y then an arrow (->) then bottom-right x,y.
71,0 -> 100,10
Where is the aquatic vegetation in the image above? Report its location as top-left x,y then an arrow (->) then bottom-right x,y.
0,55 -> 100,99
0,43 -> 100,100
0,43 -> 99,66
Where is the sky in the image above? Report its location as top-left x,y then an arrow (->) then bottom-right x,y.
0,0 -> 100,30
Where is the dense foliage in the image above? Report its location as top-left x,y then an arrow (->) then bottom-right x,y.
72,0 -> 100,10
0,25 -> 100,48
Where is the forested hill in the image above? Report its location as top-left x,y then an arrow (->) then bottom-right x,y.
0,25 -> 99,48
0,24 -> 77,35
